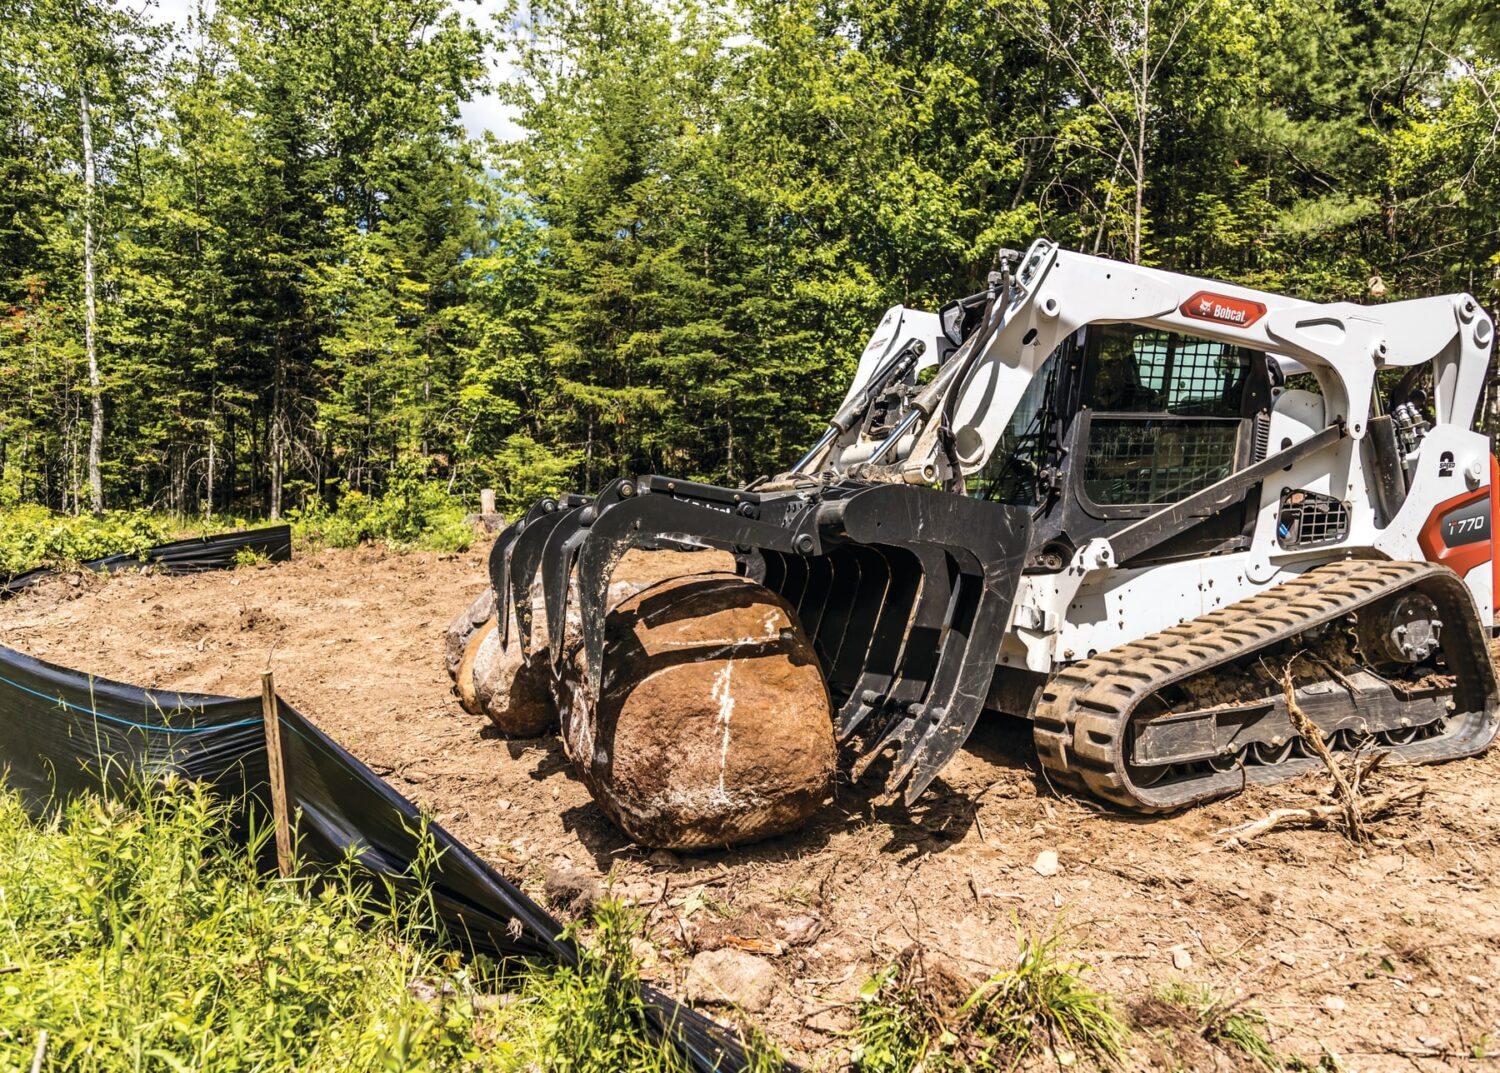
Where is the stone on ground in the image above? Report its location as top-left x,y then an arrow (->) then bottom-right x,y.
684,948 -> 780,1012
444,586 -> 495,681
556,570 -> 835,849
471,611 -> 557,738
455,618 -> 494,715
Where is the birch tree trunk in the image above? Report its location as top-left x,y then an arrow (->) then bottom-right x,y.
80,76 -> 105,515
1133,0 -> 1149,264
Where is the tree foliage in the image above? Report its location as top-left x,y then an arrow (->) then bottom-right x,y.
1,0 -> 1496,519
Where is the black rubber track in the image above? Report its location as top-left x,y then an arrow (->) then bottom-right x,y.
1032,559 -> 1500,812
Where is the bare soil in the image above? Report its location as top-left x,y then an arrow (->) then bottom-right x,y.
4,540 -> 1500,1071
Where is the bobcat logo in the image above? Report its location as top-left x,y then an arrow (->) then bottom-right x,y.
1179,290 -> 1267,329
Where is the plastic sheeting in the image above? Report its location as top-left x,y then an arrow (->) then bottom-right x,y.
1,524 -> 293,597
0,643 -> 768,1072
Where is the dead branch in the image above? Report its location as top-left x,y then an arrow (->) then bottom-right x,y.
1216,784 -> 1425,844
1281,658 -> 1367,842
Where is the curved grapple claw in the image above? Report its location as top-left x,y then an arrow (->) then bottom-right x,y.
495,474 -> 1029,804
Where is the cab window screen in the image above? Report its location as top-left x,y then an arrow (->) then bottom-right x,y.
1084,419 -> 1239,505
1090,325 -> 1252,417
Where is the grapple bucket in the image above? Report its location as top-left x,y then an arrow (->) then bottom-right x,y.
490,476 -> 1030,804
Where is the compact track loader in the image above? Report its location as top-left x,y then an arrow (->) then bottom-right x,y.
494,239 -> 1500,813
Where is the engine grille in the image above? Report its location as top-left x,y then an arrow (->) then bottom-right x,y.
1277,488 -> 1350,548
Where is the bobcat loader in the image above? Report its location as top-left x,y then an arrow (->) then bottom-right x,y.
493,239 -> 1500,813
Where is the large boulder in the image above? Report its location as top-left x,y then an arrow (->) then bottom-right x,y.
444,587 -> 496,681
471,613 -> 557,738
556,571 -> 835,849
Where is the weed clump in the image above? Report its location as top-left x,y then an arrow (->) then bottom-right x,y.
1147,982 -> 1281,1071
853,919 -> 1124,1071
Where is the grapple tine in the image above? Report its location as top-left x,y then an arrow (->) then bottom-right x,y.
761,551 -> 788,592
538,480 -> 635,672
575,519 -> 633,697
838,486 -> 1030,802
826,545 -> 889,694
810,548 -> 860,676
882,545 -> 952,710
488,517 -> 526,651
898,566 -> 1016,804
835,546 -> 922,740
508,501 -> 581,659
488,498 -> 557,652
797,556 -> 835,646
539,514 -> 586,665
574,486 -> 808,697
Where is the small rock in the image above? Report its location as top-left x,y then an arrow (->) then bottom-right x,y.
543,863 -> 601,914
1033,850 -> 1060,877
1321,995 -> 1346,1014
774,912 -> 823,946
1276,952 -> 1296,967
630,937 -> 659,971
1170,946 -> 1192,971
403,769 -> 432,784
804,1007 -> 851,1035
684,948 -> 780,1012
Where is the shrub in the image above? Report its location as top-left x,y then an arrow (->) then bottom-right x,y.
293,459 -> 475,552
0,506 -> 170,580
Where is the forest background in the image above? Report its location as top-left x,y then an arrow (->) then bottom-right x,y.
3,0 -> 1499,534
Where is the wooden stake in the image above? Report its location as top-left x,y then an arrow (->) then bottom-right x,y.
261,670 -> 293,877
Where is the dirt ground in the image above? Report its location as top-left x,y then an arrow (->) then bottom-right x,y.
4,539 -> 1500,1071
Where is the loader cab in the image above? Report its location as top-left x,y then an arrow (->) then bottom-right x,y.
969,321 -> 1273,569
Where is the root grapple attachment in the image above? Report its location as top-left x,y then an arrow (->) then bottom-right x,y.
491,476 -> 1031,803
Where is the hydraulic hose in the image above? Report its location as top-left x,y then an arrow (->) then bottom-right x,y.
867,267 -> 1013,466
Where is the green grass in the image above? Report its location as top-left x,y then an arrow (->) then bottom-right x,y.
1157,982 -> 1280,1071
0,779 -> 774,1073
853,918 -> 1125,1072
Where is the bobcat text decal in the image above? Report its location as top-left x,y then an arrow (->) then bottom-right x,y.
1179,290 -> 1267,329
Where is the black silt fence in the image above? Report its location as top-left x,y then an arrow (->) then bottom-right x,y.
0,533 -> 769,1071
2,524 -> 294,597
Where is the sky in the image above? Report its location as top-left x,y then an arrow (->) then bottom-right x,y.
144,0 -> 522,140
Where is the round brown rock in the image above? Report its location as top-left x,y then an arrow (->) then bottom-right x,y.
444,587 -> 496,681
557,570 -> 835,849
472,621 -> 557,738
456,618 -> 494,715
